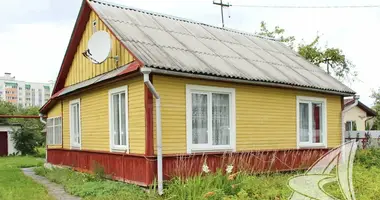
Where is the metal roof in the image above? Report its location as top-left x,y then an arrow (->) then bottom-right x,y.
89,0 -> 355,95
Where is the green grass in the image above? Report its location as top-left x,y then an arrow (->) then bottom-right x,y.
33,148 -> 380,199
35,146 -> 46,158
0,156 -> 52,200
34,167 -> 153,200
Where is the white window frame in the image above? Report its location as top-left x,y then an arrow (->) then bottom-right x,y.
69,98 -> 81,149
108,86 -> 129,153
296,96 -> 327,148
46,116 -> 62,145
345,120 -> 355,131
186,84 -> 236,153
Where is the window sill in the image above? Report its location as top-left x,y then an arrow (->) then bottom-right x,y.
298,143 -> 327,149
111,147 -> 129,153
70,145 -> 81,150
190,147 -> 234,153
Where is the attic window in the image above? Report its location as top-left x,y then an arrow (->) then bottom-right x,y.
92,20 -> 97,33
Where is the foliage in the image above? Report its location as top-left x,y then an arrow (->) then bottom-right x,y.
256,21 -> 357,82
370,89 -> 380,130
35,146 -> 46,158
34,167 -> 152,200
0,156 -> 51,200
0,100 -> 45,154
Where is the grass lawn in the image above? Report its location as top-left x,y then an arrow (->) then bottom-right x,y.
33,148 -> 380,200
0,156 -> 52,200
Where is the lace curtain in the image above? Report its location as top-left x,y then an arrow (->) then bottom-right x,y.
192,93 -> 230,145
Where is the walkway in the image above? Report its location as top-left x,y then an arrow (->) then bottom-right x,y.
22,168 -> 81,200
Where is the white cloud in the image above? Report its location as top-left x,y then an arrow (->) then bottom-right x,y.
0,22 -> 74,83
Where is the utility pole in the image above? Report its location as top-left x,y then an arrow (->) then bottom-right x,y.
213,0 -> 231,27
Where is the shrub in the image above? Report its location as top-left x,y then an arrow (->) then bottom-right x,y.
12,125 -> 42,155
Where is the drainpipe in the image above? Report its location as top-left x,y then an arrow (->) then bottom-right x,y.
342,95 -> 359,144
140,67 -> 163,195
39,113 -> 48,162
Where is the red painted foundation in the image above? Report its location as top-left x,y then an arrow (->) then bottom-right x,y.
47,148 -> 330,186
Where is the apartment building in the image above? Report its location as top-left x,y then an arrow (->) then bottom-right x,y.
0,73 -> 54,107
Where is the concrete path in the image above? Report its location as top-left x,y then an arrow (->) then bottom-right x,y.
22,168 -> 81,200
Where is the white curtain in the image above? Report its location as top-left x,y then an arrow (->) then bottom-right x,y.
192,93 -> 208,144
299,103 -> 309,142
120,93 -> 126,146
112,94 -> 120,145
212,93 -> 230,145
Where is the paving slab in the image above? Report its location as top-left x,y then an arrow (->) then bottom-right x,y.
22,168 -> 81,200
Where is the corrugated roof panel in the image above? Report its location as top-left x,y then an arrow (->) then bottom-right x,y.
195,53 -> 245,78
152,16 -> 191,34
140,26 -> 186,49
169,32 -> 213,54
89,0 -> 355,94
199,38 -> 240,57
180,22 -> 217,39
204,26 -> 240,44
106,21 -> 151,43
123,9 -> 163,28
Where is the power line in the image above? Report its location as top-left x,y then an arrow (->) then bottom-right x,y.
231,4 -> 380,9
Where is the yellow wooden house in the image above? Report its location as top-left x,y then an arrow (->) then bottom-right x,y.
40,0 -> 356,189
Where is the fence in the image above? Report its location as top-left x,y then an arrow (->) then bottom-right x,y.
345,131 -> 380,149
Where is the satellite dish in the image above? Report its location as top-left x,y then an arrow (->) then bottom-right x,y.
84,31 -> 111,64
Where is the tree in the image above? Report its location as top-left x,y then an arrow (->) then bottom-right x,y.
0,100 -> 45,154
256,21 -> 357,82
370,89 -> 380,130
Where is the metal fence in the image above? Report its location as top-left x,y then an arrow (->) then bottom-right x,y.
345,131 -> 380,149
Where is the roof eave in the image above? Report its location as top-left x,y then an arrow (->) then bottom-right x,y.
146,67 -> 355,96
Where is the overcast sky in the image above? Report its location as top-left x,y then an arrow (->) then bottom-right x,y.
0,0 -> 379,106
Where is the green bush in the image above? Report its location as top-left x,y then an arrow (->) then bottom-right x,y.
355,148 -> 380,168
12,125 -> 42,155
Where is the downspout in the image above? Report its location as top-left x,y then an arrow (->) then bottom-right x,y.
39,113 -> 47,162
342,95 -> 359,144
140,67 -> 163,195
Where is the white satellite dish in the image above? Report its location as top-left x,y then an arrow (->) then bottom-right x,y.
84,31 -> 111,64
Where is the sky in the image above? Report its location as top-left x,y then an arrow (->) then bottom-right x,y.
0,0 -> 379,106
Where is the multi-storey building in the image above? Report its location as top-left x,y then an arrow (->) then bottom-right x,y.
0,72 -> 54,107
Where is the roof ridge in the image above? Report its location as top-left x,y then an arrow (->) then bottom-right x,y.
88,0 -> 279,42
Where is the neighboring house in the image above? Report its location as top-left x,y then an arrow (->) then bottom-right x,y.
344,98 -> 376,131
40,0 -> 355,187
0,123 -> 20,156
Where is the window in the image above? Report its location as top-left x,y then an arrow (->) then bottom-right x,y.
297,96 -> 327,148
186,85 -> 236,153
69,99 -> 81,149
47,117 -> 62,145
345,121 -> 356,131
108,86 -> 128,152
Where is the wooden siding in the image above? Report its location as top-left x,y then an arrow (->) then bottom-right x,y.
48,148 -> 329,186
47,149 -> 151,186
64,11 -> 134,87
153,75 -> 342,154
47,102 -> 62,149
51,76 -> 145,154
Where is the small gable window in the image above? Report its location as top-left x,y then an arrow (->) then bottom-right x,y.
109,86 -> 129,152
47,117 -> 62,145
297,96 -> 327,148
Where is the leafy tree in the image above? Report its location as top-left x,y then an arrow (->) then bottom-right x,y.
256,21 -> 357,82
0,100 -> 45,154
370,89 -> 380,130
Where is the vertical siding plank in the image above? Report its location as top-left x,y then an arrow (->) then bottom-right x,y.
64,11 -> 134,87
